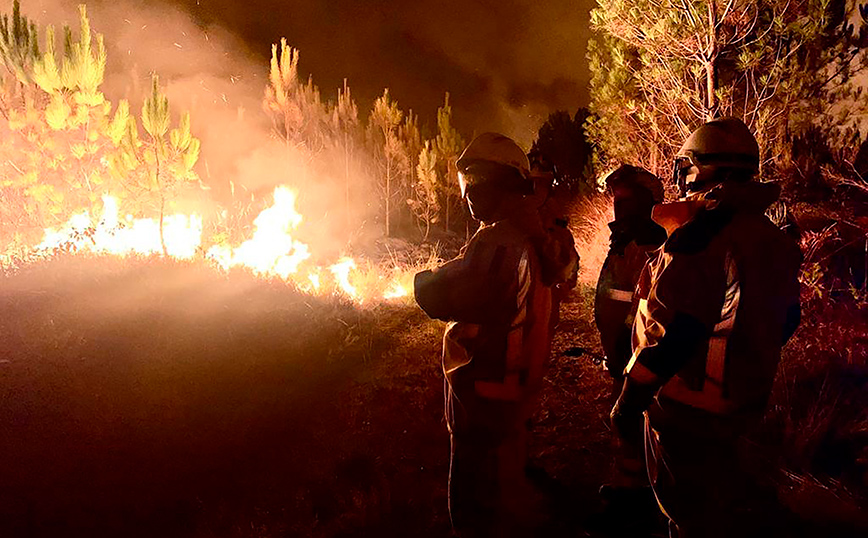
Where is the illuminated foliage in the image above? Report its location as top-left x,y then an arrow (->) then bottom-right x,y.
587,0 -> 868,179
264,38 -> 328,153
433,93 -> 464,231
0,5 -> 471,247
367,89 -> 409,237
0,0 -> 39,88
409,141 -> 440,240
331,79 -> 360,227
109,75 -> 201,254
0,5 -> 199,251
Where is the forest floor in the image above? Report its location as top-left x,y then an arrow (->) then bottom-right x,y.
0,255 -> 865,538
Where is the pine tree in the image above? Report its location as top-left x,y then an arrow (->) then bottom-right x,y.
111,76 -> 200,254
409,140 -> 440,240
0,0 -> 40,107
531,109 -> 594,194
264,38 -> 328,154
0,3 -> 121,230
433,93 -> 463,231
587,0 -> 861,178
367,89 -> 405,237
264,38 -> 302,145
331,79 -> 359,229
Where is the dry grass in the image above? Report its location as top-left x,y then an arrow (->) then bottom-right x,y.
4,246 -> 867,537
756,296 -> 868,532
568,194 -> 614,284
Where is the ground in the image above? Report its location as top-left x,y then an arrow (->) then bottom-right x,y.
0,256 -> 865,537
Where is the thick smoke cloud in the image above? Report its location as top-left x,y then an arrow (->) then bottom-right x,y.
17,0 -> 380,255
12,0 -> 591,255
17,0 -> 593,152
159,0 -> 593,146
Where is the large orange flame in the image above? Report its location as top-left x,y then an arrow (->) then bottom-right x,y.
9,186 -> 417,304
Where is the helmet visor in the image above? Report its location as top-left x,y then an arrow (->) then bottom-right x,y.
673,155 -> 698,197
458,161 -> 533,199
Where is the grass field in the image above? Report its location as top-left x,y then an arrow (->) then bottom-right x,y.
0,255 -> 865,537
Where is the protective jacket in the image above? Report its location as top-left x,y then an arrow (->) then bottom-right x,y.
415,210 -> 554,437
595,220 -> 666,379
626,181 -> 801,434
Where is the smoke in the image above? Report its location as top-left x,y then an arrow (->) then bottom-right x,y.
10,0 -> 592,254
390,0 -> 592,146
15,0 -> 382,256
135,0 -> 593,146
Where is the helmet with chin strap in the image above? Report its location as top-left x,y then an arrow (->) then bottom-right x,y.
673,117 -> 760,197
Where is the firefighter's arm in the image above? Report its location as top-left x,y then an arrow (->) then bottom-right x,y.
611,254 -> 716,440
611,312 -> 708,434
414,237 -> 518,324
631,251 -> 718,384
610,377 -> 656,447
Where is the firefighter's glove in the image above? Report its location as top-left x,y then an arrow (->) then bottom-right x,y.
610,377 -> 657,449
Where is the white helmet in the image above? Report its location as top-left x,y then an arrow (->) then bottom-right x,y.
457,133 -> 530,178
456,133 -> 533,221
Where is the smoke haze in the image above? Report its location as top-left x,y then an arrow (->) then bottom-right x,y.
17,0 -> 593,145
10,0 -> 592,253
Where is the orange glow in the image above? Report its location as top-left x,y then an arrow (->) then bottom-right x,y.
10,186 -> 419,305
36,195 -> 203,259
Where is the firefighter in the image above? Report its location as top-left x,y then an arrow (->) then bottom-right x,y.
595,164 -> 666,396
415,133 -> 576,537
610,117 -> 802,537
593,165 -> 666,521
528,151 -> 580,327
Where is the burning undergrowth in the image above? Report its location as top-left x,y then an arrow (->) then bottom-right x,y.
2,185 -> 433,305
0,2 -> 460,303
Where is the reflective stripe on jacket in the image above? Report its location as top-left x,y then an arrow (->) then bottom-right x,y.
595,222 -> 666,376
628,183 -> 801,425
415,213 -> 553,434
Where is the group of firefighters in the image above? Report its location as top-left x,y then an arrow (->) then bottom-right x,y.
414,118 -> 802,537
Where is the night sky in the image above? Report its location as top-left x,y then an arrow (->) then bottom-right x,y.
160,0 -> 593,137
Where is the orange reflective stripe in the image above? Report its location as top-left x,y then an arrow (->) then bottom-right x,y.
660,252 -> 741,414
607,288 -> 634,302
626,357 -> 660,385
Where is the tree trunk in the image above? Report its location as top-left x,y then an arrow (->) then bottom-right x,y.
159,195 -> 167,256
444,193 -> 450,232
385,160 -> 391,237
345,132 -> 351,232
706,57 -> 718,121
706,1 -> 720,121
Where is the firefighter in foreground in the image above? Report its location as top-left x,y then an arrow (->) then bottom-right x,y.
414,133 -> 577,537
593,165 -> 666,520
610,117 -> 802,537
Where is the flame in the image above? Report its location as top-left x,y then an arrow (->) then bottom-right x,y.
207,186 -> 310,278
35,195 -> 203,258
8,185 -> 425,305
307,271 -> 321,292
383,281 -> 409,300
329,257 -> 358,300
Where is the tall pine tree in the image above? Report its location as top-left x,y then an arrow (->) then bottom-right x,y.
367,89 -> 405,237
433,93 -> 463,231
587,0 -> 865,178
